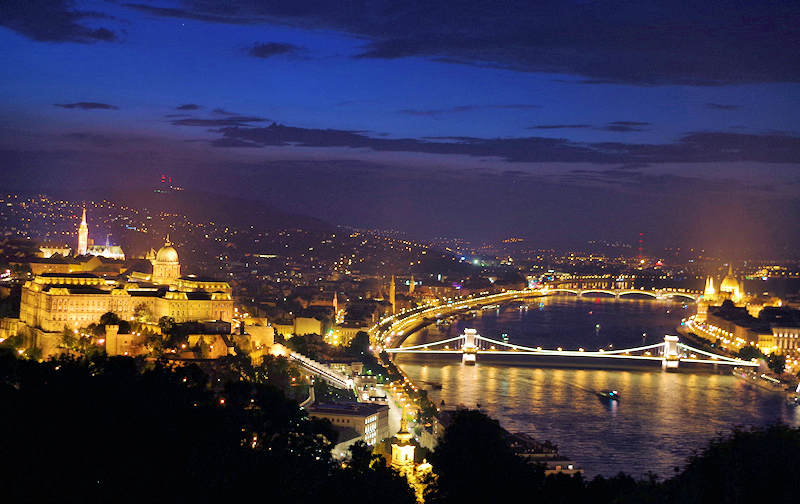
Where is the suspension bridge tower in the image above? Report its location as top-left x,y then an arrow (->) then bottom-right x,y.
662,335 -> 680,370
462,328 -> 478,365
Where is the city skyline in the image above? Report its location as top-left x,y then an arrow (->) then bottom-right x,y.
2,1 -> 799,252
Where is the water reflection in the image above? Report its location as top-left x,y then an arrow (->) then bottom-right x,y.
395,298 -> 798,477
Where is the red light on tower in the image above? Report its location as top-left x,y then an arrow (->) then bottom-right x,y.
638,232 -> 644,260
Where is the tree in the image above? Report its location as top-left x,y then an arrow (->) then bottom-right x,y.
425,409 -> 544,503
60,326 -> 76,350
324,441 -> 416,504
666,425 -> 800,503
348,331 -> 371,355
133,303 -> 153,323
99,311 -> 121,326
158,315 -> 175,334
737,345 -> 763,361
767,353 -> 786,375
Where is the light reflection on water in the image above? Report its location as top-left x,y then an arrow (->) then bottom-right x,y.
397,297 -> 800,477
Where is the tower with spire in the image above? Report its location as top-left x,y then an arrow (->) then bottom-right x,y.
391,406 -> 415,470
77,207 -> 89,255
703,275 -> 716,300
408,275 -> 415,295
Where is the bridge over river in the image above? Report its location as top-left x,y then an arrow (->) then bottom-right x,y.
373,286 -> 752,370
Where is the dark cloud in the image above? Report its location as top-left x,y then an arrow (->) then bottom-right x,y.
125,1 -> 800,85
55,102 -> 118,110
247,42 -> 301,58
399,104 -> 539,117
0,0 -> 116,43
176,104 -> 201,110
528,124 -> 592,130
123,3 -> 264,25
170,116 -> 268,127
210,122 -> 800,164
706,103 -> 740,110
599,121 -> 651,132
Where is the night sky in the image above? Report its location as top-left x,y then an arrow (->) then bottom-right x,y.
2,1 -> 800,254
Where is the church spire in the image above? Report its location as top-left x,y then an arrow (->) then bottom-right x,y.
77,207 -> 89,255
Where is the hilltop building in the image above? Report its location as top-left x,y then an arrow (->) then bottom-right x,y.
39,208 -> 125,261
15,236 -> 233,357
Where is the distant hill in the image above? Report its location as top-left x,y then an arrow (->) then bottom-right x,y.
73,187 -> 332,231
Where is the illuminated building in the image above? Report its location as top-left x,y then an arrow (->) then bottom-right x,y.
42,208 -> 126,260
150,235 -> 181,284
697,265 -> 747,322
391,411 -> 416,470
77,208 -> 88,255
719,264 -> 744,303
16,239 -> 233,357
309,402 -> 389,456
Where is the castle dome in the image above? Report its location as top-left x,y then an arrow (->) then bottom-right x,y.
155,236 -> 179,263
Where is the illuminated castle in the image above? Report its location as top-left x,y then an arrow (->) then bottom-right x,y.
18,236 -> 233,357
149,235 -> 181,284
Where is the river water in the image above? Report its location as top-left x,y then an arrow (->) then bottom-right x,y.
396,296 -> 800,478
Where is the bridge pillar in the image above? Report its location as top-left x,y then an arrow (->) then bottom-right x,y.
462,328 -> 478,365
662,335 -> 680,370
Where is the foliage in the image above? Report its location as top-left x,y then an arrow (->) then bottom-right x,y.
133,302 -> 153,323
99,311 -> 121,326
737,345 -> 764,361
284,333 -> 328,360
325,441 -> 416,504
767,353 -> 786,374
348,331 -> 371,354
0,349 -> 411,504
158,315 -> 175,334
425,409 -> 544,503
664,424 -> 800,503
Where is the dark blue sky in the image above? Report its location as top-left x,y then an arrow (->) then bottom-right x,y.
2,1 -> 800,254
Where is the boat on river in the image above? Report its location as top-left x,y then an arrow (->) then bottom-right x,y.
597,390 -> 620,401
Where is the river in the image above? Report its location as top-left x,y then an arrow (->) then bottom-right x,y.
395,296 -> 800,478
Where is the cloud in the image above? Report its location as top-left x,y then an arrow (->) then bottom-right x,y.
0,0 -> 117,43
123,1 -> 800,85
55,102 -> 118,110
247,42 -> 301,58
170,115 -> 268,127
398,104 -> 539,117
599,121 -> 651,132
706,103 -> 740,111
209,121 -> 800,164
528,124 -> 592,130
176,103 -> 201,110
